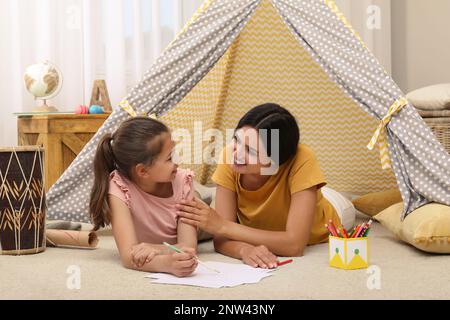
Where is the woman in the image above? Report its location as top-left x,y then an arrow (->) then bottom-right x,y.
176,103 -> 355,269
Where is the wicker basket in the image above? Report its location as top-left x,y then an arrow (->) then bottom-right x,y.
418,110 -> 450,154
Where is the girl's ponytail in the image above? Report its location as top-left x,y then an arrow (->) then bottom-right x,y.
90,133 -> 116,231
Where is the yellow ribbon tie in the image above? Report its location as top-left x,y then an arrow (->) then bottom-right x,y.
367,97 -> 408,170
119,99 -> 138,118
119,100 -> 159,119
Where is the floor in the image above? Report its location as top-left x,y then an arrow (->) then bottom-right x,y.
2,212 -> 450,300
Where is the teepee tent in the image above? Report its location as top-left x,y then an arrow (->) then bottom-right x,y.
47,0 -> 450,223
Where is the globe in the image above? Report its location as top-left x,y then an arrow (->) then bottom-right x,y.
23,60 -> 63,112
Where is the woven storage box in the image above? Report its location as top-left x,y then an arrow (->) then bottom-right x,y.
418,110 -> 450,155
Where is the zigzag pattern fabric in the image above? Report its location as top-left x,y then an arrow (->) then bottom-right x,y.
47,0 -> 450,223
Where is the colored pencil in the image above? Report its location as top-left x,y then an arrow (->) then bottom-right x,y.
328,220 -> 339,237
326,220 -> 372,239
163,242 -> 220,273
340,226 -> 349,238
357,220 -> 373,238
325,224 -> 338,237
350,224 -> 360,238
353,225 -> 363,238
358,224 -> 369,238
277,259 -> 293,267
347,227 -> 355,237
354,222 -> 366,238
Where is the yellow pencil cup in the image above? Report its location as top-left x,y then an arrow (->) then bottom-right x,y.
328,236 -> 369,270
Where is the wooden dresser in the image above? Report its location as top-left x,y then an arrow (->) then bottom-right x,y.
17,114 -> 109,191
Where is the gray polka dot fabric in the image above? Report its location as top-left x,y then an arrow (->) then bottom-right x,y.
47,0 -> 450,223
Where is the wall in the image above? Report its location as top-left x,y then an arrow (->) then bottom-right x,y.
391,0 -> 450,93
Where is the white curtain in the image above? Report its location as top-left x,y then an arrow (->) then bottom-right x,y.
0,0 -> 203,147
335,0 -> 392,74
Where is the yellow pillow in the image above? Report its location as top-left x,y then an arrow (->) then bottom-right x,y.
374,202 -> 450,253
352,189 -> 402,217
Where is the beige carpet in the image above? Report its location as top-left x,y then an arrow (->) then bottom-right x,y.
2,212 -> 450,300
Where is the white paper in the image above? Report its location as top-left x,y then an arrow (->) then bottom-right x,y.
145,261 -> 274,288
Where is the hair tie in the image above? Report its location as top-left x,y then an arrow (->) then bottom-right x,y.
107,136 -> 119,169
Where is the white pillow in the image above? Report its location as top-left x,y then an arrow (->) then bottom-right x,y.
321,186 -> 356,230
406,83 -> 450,111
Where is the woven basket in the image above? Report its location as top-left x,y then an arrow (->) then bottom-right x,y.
418,110 -> 450,154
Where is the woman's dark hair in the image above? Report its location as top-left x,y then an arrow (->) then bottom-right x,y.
235,103 -> 300,166
89,117 -> 169,231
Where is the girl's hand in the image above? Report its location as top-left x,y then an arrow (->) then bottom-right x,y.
177,246 -> 197,257
166,251 -> 198,278
176,197 -> 225,235
130,243 -> 161,268
240,245 -> 278,269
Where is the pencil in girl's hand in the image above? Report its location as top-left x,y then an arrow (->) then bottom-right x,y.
163,242 -> 221,274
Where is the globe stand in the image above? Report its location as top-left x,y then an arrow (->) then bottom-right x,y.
32,99 -> 59,113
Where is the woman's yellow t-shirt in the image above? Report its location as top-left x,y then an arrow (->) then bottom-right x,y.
211,144 -> 341,245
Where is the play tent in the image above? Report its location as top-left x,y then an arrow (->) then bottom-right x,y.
47,0 -> 450,223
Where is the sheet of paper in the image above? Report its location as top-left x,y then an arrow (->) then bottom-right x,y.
145,261 -> 274,288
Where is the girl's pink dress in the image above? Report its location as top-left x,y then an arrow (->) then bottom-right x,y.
108,168 -> 195,244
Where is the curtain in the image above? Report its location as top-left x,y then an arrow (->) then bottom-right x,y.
0,0 -> 203,147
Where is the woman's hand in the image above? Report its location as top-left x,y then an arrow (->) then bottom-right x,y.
240,245 -> 278,269
176,197 -> 225,235
165,251 -> 198,278
130,243 -> 161,268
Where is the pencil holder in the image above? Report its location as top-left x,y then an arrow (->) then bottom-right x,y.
328,236 -> 369,270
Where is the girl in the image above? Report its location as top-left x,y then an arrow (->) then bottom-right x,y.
176,103 -> 355,269
90,117 -> 198,277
